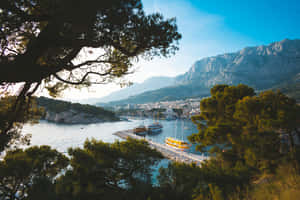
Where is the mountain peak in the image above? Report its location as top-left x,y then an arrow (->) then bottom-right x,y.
176,39 -> 300,88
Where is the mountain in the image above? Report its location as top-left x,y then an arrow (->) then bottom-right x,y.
176,38 -> 300,89
95,76 -> 175,103
99,39 -> 300,105
99,84 -> 210,106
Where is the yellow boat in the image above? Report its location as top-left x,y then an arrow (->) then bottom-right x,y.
165,137 -> 191,150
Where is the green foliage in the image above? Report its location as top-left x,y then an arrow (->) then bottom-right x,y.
26,177 -> 57,200
208,184 -> 224,200
55,138 -> 163,200
190,84 -> 300,172
0,96 -> 43,152
0,139 -> 163,200
45,83 -> 69,98
0,146 -> 68,200
156,159 -> 253,200
154,84 -> 300,200
271,80 -> 300,102
228,164 -> 300,200
251,165 -> 300,200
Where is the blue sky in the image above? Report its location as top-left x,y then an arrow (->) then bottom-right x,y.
65,0 -> 300,100
136,0 -> 300,79
186,0 -> 300,42
146,0 -> 300,44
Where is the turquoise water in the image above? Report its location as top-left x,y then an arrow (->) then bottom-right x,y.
22,118 -> 203,184
22,118 -> 202,154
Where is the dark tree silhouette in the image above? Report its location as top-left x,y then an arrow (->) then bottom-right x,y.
0,0 -> 181,96
0,0 -> 181,151
189,85 -> 300,171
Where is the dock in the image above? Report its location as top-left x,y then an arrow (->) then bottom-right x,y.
113,129 -> 209,165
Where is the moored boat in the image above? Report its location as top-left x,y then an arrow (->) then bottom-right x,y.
165,137 -> 191,150
133,125 -> 147,136
147,122 -> 163,134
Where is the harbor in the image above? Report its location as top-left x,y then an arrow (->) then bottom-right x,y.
113,129 -> 209,165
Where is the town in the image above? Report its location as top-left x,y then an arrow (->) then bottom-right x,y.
112,97 -> 204,119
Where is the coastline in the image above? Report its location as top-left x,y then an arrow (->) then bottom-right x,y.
41,110 -> 120,125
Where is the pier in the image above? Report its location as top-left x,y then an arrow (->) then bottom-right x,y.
113,129 -> 209,165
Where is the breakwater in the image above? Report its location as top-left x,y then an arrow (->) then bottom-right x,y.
113,129 -> 209,165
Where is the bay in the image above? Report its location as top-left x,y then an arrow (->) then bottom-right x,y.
22,118 -> 205,184
22,118 -> 203,154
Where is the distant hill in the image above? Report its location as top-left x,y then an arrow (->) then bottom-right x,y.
37,97 -> 119,124
99,84 -> 210,106
99,39 -> 300,105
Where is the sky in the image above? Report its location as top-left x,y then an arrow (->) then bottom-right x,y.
63,0 -> 300,101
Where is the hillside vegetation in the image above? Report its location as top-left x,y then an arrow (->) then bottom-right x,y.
272,82 -> 300,102
37,97 -> 119,123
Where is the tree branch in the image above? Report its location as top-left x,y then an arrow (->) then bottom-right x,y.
66,59 -> 120,70
53,70 -> 114,85
27,81 -> 41,97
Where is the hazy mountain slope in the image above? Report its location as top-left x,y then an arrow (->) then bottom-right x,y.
95,76 -> 175,103
100,39 -> 300,105
101,84 -> 210,106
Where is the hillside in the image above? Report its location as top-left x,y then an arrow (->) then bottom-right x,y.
90,76 -> 175,104
100,39 -> 300,105
100,84 -> 210,106
37,97 -> 119,124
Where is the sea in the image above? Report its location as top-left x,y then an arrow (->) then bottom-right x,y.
22,118 -> 203,154
21,118 -> 205,184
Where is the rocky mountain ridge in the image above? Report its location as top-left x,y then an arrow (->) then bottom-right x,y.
176,39 -> 300,88
98,39 -> 300,105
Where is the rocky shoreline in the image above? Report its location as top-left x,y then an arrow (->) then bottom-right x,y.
43,110 -> 119,124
